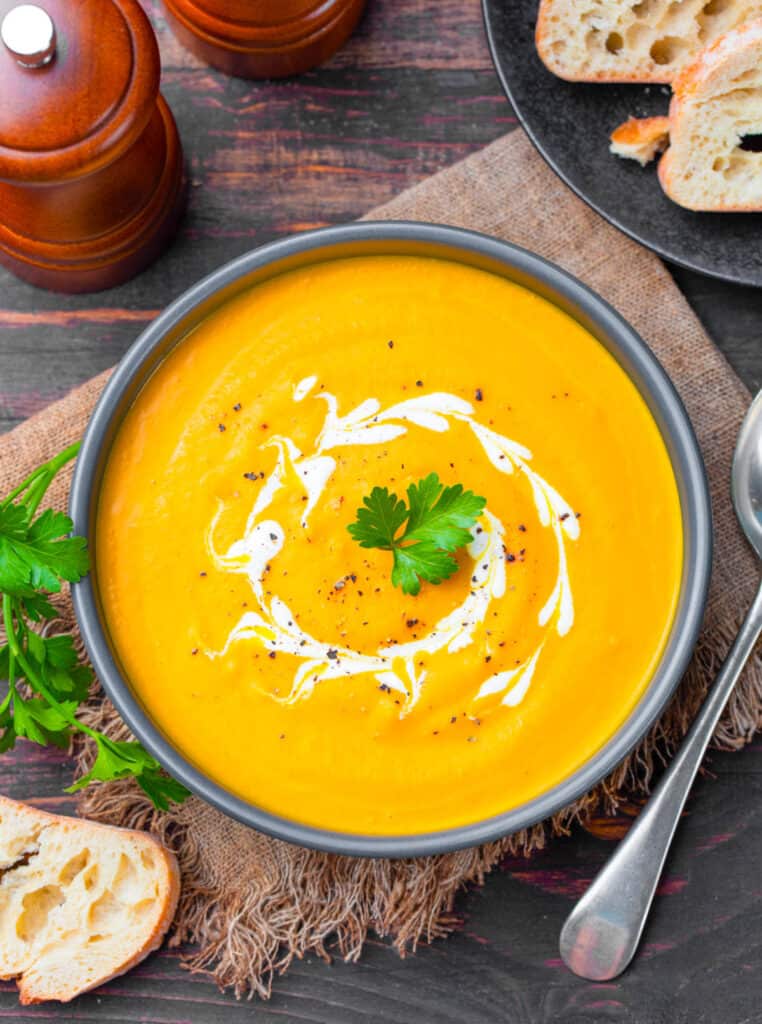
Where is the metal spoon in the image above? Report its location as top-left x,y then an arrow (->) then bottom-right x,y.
560,389 -> 762,981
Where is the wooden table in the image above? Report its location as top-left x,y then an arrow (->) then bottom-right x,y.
1,2 -> 760,1020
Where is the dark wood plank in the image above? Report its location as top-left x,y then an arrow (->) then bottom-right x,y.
0,64 -> 513,433
0,1 -> 760,1021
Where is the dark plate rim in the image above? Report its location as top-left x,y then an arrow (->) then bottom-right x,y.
70,220 -> 712,858
481,0 -> 762,288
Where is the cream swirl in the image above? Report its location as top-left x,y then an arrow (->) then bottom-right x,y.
205,380 -> 580,712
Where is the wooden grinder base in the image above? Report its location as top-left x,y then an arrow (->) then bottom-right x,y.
163,0 -> 366,79
0,0 -> 186,293
0,99 -> 185,294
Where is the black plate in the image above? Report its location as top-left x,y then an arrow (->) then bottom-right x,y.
482,0 -> 762,287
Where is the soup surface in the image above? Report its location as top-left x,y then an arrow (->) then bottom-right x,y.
97,255 -> 683,835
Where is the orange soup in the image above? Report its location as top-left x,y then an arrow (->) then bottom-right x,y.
96,255 -> 683,835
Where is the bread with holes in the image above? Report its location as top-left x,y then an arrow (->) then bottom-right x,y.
656,18 -> 762,208
0,795 -> 179,1004
536,0 -> 762,83
609,115 -> 671,163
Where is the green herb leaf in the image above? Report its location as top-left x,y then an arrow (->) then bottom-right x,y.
68,737 -> 190,812
0,711 -> 17,754
41,633 -> 80,671
136,767 -> 192,811
0,504 -> 28,540
347,472 -> 486,595
19,632 -> 93,703
0,444 -> 188,812
13,697 -> 76,748
0,506 -> 89,597
21,593 -> 58,623
392,543 -> 459,596
405,473 -> 486,549
346,486 -> 409,550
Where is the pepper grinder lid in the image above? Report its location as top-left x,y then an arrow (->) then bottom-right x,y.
0,0 -> 160,182
1,4 -> 56,67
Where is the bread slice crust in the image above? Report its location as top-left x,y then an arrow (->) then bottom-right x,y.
610,115 -> 671,164
658,18 -> 762,210
536,0 -> 762,84
0,795 -> 179,1005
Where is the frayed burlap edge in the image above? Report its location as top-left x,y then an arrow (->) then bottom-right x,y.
57,606 -> 760,998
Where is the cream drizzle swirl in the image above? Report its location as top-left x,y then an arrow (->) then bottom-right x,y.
205,380 -> 580,713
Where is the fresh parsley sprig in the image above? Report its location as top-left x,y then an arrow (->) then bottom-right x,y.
0,443 -> 189,811
347,472 -> 486,596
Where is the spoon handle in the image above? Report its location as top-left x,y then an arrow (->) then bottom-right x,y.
559,579 -> 762,981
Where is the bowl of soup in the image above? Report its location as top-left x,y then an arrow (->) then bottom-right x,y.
70,222 -> 711,856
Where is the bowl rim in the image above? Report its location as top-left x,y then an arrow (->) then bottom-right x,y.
70,220 -> 712,857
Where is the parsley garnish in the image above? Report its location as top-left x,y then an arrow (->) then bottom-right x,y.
347,472 -> 486,596
0,443 -> 189,811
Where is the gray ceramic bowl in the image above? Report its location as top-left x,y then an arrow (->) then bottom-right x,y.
70,222 -> 712,857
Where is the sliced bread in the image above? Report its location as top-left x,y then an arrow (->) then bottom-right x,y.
610,115 -> 671,163
536,0 -> 762,83
657,18 -> 762,209
0,795 -> 179,1004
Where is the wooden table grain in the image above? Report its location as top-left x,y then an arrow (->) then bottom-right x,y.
0,2 -> 760,1020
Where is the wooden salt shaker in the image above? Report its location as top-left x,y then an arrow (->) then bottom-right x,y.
0,0 -> 185,293
162,0 -> 366,79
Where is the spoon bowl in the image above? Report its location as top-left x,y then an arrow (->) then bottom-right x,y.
732,389 -> 762,560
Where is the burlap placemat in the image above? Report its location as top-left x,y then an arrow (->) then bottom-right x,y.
1,130 -> 760,998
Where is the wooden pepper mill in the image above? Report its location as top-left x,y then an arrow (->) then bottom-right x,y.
162,0 -> 367,79
0,0 -> 185,293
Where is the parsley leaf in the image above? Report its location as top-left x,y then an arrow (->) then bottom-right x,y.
0,507 -> 89,597
13,697 -> 77,748
68,737 -> 189,811
0,443 -> 189,811
21,592 -> 58,622
391,542 -> 459,594
347,486 -> 409,550
405,473 -> 486,549
68,737 -> 189,812
347,472 -> 486,596
136,766 -> 192,811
